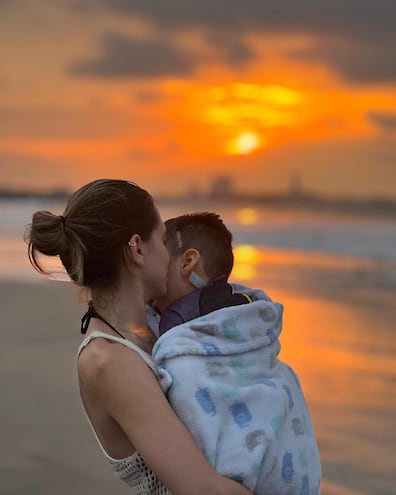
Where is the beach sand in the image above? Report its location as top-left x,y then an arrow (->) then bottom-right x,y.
1,272 -> 395,495
0,281 -> 129,495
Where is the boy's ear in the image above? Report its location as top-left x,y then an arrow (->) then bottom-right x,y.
180,248 -> 200,276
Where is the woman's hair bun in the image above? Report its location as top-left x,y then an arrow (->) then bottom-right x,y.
27,210 -> 66,260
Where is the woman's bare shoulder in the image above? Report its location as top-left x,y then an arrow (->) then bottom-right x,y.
78,337 -> 150,393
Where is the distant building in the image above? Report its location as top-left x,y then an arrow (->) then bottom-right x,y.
186,183 -> 201,200
289,170 -> 302,197
209,175 -> 234,199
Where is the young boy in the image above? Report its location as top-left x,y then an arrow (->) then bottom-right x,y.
150,212 -> 321,495
155,212 -> 268,335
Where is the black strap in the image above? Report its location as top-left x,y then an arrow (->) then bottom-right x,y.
80,302 -> 125,339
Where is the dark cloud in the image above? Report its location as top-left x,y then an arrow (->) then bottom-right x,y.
78,0 -> 395,83
95,0 -> 395,38
205,32 -> 256,67
288,35 -> 396,83
368,111 -> 396,131
69,28 -> 257,80
69,32 -> 197,78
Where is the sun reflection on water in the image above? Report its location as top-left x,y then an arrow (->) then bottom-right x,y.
232,243 -> 261,280
236,208 -> 259,225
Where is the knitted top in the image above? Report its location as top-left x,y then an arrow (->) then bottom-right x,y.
77,331 -> 172,494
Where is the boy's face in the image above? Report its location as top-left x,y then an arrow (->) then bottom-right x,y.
154,254 -> 187,313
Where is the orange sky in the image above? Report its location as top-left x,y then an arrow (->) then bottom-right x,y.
1,1 -> 396,198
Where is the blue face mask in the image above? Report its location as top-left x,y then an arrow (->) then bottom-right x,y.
188,271 -> 207,289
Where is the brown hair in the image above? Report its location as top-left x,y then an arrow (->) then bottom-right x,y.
26,179 -> 159,288
165,212 -> 234,280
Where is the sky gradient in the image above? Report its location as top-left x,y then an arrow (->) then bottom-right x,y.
1,0 -> 396,198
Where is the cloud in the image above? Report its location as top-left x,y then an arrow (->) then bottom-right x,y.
205,32 -> 256,67
95,0 -> 395,37
288,35 -> 396,83
368,111 -> 396,131
80,0 -> 396,83
69,27 -> 258,80
69,32 -> 197,78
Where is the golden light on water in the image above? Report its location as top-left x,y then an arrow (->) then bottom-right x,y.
232,264 -> 257,280
232,244 -> 261,280
236,208 -> 259,225
234,244 -> 260,263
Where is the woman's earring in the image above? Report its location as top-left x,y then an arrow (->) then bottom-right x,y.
128,241 -> 136,247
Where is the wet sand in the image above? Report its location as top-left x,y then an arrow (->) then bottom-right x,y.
0,281 -> 129,495
1,272 -> 395,495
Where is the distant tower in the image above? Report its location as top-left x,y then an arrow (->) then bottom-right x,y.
210,175 -> 233,199
187,183 -> 201,200
289,169 -> 302,197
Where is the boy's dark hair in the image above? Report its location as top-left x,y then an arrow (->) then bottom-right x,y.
165,212 -> 234,280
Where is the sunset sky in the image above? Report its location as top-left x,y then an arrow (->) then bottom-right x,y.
1,0 -> 396,198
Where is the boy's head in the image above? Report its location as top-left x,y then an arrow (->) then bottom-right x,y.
155,212 -> 234,312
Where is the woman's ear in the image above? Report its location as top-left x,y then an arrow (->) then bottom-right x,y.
125,234 -> 144,266
181,249 -> 200,276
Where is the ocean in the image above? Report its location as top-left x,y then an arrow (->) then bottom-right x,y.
1,197 -> 395,495
2,197 -> 396,281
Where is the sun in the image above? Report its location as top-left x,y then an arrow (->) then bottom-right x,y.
226,131 -> 261,155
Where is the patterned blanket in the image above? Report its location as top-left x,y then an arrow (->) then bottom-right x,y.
152,296 -> 321,494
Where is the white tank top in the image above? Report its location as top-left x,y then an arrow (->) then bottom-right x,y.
77,331 -> 172,494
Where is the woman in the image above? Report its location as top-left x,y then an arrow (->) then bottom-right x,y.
27,179 -> 253,495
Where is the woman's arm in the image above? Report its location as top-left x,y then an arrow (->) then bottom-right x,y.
85,343 -> 253,495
